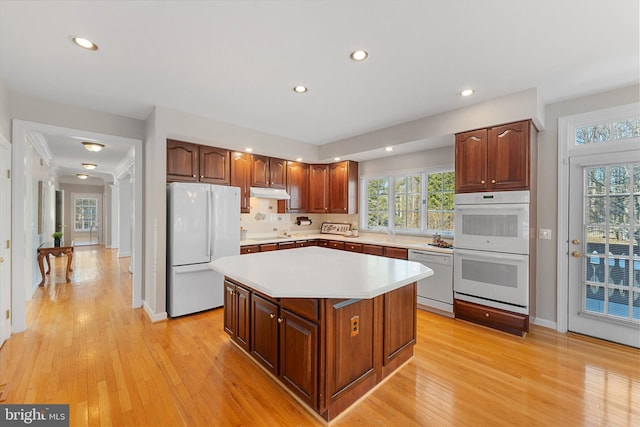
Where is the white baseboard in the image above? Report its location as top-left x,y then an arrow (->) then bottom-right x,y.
531,317 -> 557,331
143,301 -> 167,323
117,250 -> 131,258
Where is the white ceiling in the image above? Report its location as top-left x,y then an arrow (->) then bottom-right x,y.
0,1 -> 638,173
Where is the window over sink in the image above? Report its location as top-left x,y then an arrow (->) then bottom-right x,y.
361,169 -> 454,236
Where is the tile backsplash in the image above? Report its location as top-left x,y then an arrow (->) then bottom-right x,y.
240,198 -> 358,239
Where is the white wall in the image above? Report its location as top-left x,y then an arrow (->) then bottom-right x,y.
0,79 -> 10,141
535,84 -> 640,324
360,145 -> 454,176
118,175 -> 132,258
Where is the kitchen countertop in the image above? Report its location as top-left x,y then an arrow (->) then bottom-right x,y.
240,232 -> 454,254
209,246 -> 433,299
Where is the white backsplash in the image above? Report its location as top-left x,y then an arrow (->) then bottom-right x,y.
240,197 -> 358,239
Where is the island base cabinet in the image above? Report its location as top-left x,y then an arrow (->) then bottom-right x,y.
251,294 -> 279,375
383,282 -> 416,375
223,280 -> 251,352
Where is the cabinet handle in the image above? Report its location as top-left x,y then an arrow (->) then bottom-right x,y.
480,180 -> 485,184
277,318 -> 283,323
269,313 -> 275,319
491,179 -> 496,184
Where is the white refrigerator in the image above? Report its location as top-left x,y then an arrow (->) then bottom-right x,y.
167,182 -> 240,317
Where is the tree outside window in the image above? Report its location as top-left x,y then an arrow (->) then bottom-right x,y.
74,197 -> 98,232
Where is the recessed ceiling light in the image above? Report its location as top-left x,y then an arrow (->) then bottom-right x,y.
350,50 -> 369,61
385,146 -> 393,152
82,142 -> 104,152
334,157 -> 341,161
459,89 -> 475,97
82,163 -> 97,170
76,173 -> 89,180
72,37 -> 98,51
245,147 -> 253,152
293,85 -> 308,94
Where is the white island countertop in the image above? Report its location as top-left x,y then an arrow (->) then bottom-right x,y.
209,246 -> 433,299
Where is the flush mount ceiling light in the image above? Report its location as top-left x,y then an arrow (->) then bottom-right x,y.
82,163 -> 97,170
385,146 -> 393,152
459,88 -> 475,97
245,147 -> 253,152
349,50 -> 369,61
296,157 -> 303,162
76,173 -> 89,180
293,85 -> 308,94
334,157 -> 341,161
82,142 -> 105,152
72,37 -> 98,51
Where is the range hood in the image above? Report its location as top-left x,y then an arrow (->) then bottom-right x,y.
250,187 -> 291,200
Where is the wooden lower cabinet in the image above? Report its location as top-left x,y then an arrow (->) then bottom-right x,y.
383,246 -> 408,260
362,244 -> 384,256
223,276 -> 416,421
344,242 -> 363,253
259,243 -> 278,252
454,299 -> 529,337
223,280 -> 251,352
278,241 -> 296,250
240,245 -> 259,254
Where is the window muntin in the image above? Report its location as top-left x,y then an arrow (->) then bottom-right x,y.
74,197 -> 98,232
576,118 -> 640,145
363,170 -> 454,234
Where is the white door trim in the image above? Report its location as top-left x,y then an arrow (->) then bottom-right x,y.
557,103 -> 640,334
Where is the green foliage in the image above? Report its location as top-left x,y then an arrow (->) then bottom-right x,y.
52,232 -> 63,239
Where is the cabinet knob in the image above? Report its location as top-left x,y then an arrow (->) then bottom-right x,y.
277,318 -> 283,323
193,174 -> 196,178
485,313 -> 490,317
200,175 -> 204,179
480,180 -> 485,184
228,290 -> 234,295
269,313 -> 276,319
491,179 -> 496,184
247,249 -> 251,252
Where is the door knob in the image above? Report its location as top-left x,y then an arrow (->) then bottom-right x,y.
571,239 -> 580,245
571,251 -> 582,257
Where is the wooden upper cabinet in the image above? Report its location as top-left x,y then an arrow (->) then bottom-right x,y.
199,146 -> 231,185
328,160 -> 358,214
251,155 -> 287,189
455,120 -> 531,193
309,164 -> 329,213
455,129 -> 488,193
285,161 -> 309,213
231,151 -> 252,213
167,139 -> 199,182
488,121 -> 530,191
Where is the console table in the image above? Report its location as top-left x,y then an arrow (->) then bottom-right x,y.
37,241 -> 74,286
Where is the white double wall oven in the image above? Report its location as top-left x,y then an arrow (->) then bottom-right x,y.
454,191 -> 531,314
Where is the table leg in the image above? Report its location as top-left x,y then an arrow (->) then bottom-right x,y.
66,249 -> 73,282
37,252 -> 46,286
45,254 -> 51,275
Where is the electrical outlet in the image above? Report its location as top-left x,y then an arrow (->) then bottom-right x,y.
538,228 -> 552,240
350,315 -> 359,337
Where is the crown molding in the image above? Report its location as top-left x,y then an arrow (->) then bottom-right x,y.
26,131 -> 53,166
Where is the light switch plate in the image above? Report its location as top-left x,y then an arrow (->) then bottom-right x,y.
538,228 -> 552,240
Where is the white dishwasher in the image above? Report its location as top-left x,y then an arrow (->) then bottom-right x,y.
408,249 -> 454,317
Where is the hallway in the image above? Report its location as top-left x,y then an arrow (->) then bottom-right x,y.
0,246 -> 638,426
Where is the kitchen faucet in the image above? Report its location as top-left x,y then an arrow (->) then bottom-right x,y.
384,227 -> 396,242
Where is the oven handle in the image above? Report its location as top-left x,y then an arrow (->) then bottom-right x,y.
454,248 -> 528,261
455,204 -> 528,212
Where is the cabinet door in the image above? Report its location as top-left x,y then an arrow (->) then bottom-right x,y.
251,154 -> 270,188
269,157 -> 287,189
278,241 -> 296,250
488,121 -> 530,191
199,146 -> 230,185
309,164 -> 329,213
231,152 -> 252,213
286,161 -> 309,212
251,294 -> 279,375
236,285 -> 251,352
383,246 -> 408,260
223,281 -> 237,338
329,161 -> 358,214
383,283 -> 416,365
362,244 -> 384,256
167,139 -> 198,182
279,309 -> 318,409
455,129 -> 488,193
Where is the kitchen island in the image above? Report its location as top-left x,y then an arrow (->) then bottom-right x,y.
209,246 -> 432,421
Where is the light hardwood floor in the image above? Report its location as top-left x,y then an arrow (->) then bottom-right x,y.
1,246 -> 639,426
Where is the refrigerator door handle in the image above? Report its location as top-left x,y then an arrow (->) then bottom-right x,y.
206,188 -> 212,259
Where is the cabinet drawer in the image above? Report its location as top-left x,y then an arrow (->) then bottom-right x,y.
278,241 -> 296,250
383,247 -> 408,260
306,239 -> 319,246
296,240 -> 309,248
317,240 -> 329,248
344,242 -> 363,253
241,245 -> 259,254
259,243 -> 278,252
454,299 -> 529,337
328,240 -> 345,250
281,298 -> 320,322
362,244 -> 384,256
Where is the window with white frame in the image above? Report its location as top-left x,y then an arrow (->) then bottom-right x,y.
362,169 -> 455,235
74,197 -> 98,232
